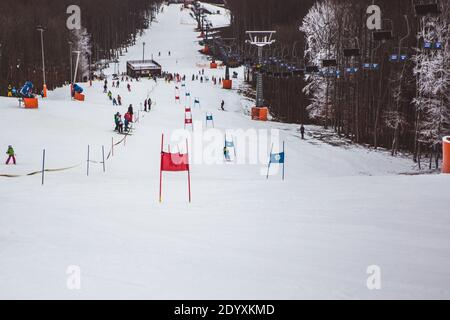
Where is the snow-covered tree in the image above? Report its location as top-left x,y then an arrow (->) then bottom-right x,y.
300,0 -> 339,123
71,28 -> 92,82
412,3 -> 450,149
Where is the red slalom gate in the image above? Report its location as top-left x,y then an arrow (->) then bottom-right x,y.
159,134 -> 191,203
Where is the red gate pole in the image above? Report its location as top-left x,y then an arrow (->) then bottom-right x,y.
186,139 -> 191,203
159,134 -> 164,203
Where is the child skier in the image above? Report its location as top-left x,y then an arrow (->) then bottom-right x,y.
5,145 -> 16,165
224,146 -> 231,162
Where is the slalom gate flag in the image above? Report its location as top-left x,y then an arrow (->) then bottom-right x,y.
161,152 -> 189,172
225,140 -> 234,148
159,134 -> 192,203
206,114 -> 213,121
267,142 -> 286,180
270,152 -> 285,164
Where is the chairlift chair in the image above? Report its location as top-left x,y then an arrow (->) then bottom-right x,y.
322,59 -> 338,67
305,65 -> 320,74
413,0 -> 441,16
373,19 -> 394,41
389,47 -> 409,62
363,62 -> 380,70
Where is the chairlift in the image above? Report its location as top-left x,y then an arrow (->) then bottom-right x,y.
320,69 -> 341,78
363,62 -> 380,70
343,49 -> 361,57
305,65 -> 319,74
322,59 -> 337,67
424,41 -> 443,50
373,19 -> 394,41
345,67 -> 359,74
413,0 -> 441,16
389,47 -> 409,62
343,37 -> 361,57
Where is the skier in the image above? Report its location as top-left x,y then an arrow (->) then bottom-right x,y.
192,74 -> 195,81
224,146 -> 231,162
114,112 -> 121,131
103,84 -> 108,93
117,114 -> 124,134
128,104 -> 134,119
5,145 -> 16,165
116,80 -> 120,88
168,51 -> 171,56
112,98 -> 118,106
144,99 -> 148,112
300,124 -> 305,140
117,95 -> 122,106
124,112 -> 132,132
220,100 -> 225,111
7,84 -> 12,97
127,83 -> 131,92
108,91 -> 113,100
148,98 -> 152,111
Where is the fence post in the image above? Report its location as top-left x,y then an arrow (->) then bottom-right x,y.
102,145 -> 106,173
87,145 -> 90,176
41,149 -> 46,186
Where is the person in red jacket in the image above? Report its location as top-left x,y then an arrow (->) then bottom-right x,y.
124,112 -> 132,132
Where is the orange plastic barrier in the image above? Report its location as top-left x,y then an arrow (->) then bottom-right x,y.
202,46 -> 210,54
23,98 -> 38,109
443,136 -> 450,174
74,93 -> 85,101
251,107 -> 268,121
43,84 -> 47,98
222,80 -> 232,89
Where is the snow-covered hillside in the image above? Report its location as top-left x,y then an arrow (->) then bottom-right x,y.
0,3 -> 449,299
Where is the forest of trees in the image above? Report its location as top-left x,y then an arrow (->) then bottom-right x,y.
0,0 -> 162,94
223,0 -> 449,166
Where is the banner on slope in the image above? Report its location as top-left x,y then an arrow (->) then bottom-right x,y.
267,142 -> 285,180
159,134 -> 191,203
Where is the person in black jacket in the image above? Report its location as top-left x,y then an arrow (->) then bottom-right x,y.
300,124 -> 305,140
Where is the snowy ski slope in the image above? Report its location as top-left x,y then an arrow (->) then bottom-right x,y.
0,3 -> 449,299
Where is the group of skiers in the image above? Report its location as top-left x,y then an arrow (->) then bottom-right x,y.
114,105 -> 134,134
7,81 -> 44,99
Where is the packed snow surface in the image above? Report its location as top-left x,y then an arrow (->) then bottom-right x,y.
0,3 -> 449,299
